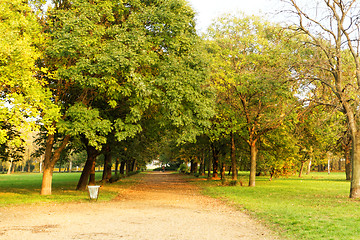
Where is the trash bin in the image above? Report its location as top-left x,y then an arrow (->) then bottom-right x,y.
87,185 -> 101,201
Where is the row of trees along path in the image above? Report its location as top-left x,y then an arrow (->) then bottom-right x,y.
0,172 -> 279,240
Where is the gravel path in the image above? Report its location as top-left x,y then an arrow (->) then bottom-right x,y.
0,172 -> 279,240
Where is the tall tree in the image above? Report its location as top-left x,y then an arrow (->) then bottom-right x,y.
0,122 -> 25,174
42,0 -> 213,193
0,0 -> 59,145
206,14 -> 298,186
284,0 -> 360,198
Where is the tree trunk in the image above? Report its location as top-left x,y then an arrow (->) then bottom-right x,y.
230,132 -> 237,180
211,143 -> 219,178
307,159 -> 312,175
69,159 -> 72,173
40,157 -> 43,173
76,157 -> 93,190
89,159 -> 96,185
102,152 -> 112,182
41,166 -> 54,195
249,141 -> 258,187
199,151 -> 205,176
190,159 -> 195,173
207,146 -> 212,178
131,158 -> 137,172
120,160 -> 125,175
115,157 -> 119,175
76,145 -> 99,190
193,160 -> 198,173
350,132 -> 360,198
344,142 -> 352,181
190,159 -> 198,174
41,134 -> 70,195
126,159 -> 131,175
7,158 -> 13,175
221,163 -> 226,180
299,161 -> 305,178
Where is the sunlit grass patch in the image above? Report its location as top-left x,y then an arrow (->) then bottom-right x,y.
190,172 -> 360,240
0,172 -> 138,207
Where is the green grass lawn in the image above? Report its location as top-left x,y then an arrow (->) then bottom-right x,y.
0,172 -> 140,206
190,172 -> 360,240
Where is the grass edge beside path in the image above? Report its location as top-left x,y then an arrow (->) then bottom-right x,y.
185,172 -> 360,240
0,172 -> 143,207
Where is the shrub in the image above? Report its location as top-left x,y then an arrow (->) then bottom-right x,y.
229,180 -> 238,186
178,164 -> 189,174
109,174 -> 125,183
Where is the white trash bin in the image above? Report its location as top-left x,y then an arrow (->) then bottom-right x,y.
87,185 -> 101,201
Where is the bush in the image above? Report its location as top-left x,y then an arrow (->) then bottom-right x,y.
128,170 -> 140,176
109,174 -> 125,183
178,164 -> 189,174
221,179 -> 242,186
229,180 -> 238,186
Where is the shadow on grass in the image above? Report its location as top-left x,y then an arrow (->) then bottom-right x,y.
0,172 -> 139,206
276,177 -> 349,182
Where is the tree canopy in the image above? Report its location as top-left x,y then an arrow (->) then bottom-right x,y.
36,0 -> 214,194
1,0 -> 359,200
205,13 -> 299,186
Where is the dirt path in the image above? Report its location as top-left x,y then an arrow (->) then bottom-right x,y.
0,172 -> 279,240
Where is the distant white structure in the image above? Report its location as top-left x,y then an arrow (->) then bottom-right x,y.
146,159 -> 161,170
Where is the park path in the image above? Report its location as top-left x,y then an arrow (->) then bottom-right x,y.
0,172 -> 279,240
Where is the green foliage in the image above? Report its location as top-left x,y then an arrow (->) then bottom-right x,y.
205,13 -> 297,140
58,103 -> 112,150
257,122 -> 299,176
0,121 -> 25,163
44,0 -> 213,152
204,13 -> 301,185
178,163 -> 189,173
295,106 -> 347,167
0,0 -> 60,144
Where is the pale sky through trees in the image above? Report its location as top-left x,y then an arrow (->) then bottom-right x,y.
44,0 -> 282,32
187,0 -> 282,32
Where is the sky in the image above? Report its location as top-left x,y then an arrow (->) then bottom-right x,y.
186,0 -> 284,32
44,0 -> 287,32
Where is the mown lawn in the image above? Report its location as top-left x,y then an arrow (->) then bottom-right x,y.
190,172 -> 360,240
0,172 -> 140,206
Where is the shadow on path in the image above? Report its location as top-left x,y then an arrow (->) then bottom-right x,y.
0,172 -> 280,240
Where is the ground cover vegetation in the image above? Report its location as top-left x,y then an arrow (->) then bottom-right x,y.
1,0 -> 360,231
189,172 -> 359,240
0,171 -> 143,206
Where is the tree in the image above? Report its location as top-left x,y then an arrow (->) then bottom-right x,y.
340,129 -> 352,180
41,0 -> 212,193
0,122 -> 25,174
0,0 -> 59,145
206,14 -> 298,186
0,0 -> 60,192
284,0 -> 360,198
58,103 -> 112,190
